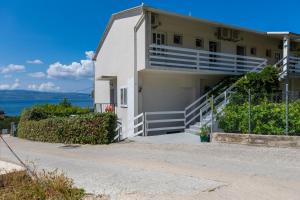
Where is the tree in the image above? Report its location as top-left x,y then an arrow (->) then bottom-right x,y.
59,98 -> 72,107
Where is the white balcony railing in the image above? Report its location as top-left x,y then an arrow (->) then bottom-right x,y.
289,56 -> 300,74
149,44 -> 267,74
275,56 -> 300,79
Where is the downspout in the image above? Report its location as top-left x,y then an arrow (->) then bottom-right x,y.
134,12 -> 145,116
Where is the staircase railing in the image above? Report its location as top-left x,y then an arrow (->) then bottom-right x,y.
144,111 -> 185,136
274,56 -> 300,79
133,113 -> 145,137
274,56 -> 288,78
130,58 -> 268,137
195,59 -> 267,129
113,120 -> 123,142
199,85 -> 236,128
184,79 -> 228,128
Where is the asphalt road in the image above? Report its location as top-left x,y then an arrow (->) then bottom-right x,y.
1,134 -> 299,200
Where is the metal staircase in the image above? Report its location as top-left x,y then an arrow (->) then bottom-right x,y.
185,84 -> 236,134
275,56 -> 300,80
185,60 -> 268,135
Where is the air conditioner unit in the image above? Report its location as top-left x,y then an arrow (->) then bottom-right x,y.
217,28 -> 241,42
151,14 -> 160,27
218,28 -> 231,40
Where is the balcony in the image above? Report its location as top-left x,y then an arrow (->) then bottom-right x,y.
149,44 -> 267,75
289,56 -> 300,74
276,56 -> 300,79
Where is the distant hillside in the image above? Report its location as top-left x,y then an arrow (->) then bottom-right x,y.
0,90 -> 93,116
0,90 -> 92,101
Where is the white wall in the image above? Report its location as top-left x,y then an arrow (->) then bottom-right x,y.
94,80 -> 110,103
139,70 -> 223,112
150,13 -> 282,65
137,19 -> 146,71
94,12 -> 144,135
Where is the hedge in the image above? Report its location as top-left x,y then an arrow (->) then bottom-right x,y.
18,112 -> 117,144
0,116 -> 20,130
20,104 -> 90,121
218,101 -> 300,136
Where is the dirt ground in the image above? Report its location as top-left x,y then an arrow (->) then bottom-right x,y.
1,134 -> 299,200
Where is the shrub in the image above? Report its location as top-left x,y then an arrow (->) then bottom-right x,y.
0,170 -> 84,200
20,104 -> 90,122
235,65 -> 280,96
0,116 -> 20,130
218,101 -> 300,135
18,112 -> 117,144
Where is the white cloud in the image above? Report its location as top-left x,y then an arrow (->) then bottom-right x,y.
28,72 -> 46,78
0,79 -> 20,90
47,51 -> 94,79
0,64 -> 25,74
85,51 -> 95,60
27,59 -> 43,64
28,82 -> 60,92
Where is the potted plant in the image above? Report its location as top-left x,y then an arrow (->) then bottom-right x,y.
199,126 -> 210,142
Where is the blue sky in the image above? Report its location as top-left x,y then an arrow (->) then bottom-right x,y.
0,0 -> 299,93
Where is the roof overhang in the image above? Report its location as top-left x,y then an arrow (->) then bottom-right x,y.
267,32 -> 300,41
143,6 -> 269,37
93,5 -> 144,61
96,75 -> 117,81
93,4 -> 300,60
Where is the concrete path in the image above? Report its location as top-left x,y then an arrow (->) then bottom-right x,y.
0,160 -> 24,175
0,134 -> 300,200
131,132 -> 200,144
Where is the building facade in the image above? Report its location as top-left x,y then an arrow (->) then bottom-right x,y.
93,5 -> 300,137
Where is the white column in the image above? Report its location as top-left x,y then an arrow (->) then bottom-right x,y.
283,35 -> 290,74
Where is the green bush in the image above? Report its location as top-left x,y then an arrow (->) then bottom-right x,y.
217,66 -> 300,135
235,65 -> 280,96
18,112 -> 117,144
20,104 -> 90,122
0,116 -> 20,130
218,101 -> 300,135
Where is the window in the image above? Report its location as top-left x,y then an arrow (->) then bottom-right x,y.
250,47 -> 257,56
195,38 -> 204,48
173,34 -> 183,45
152,32 -> 166,45
120,87 -> 128,107
266,49 -> 272,58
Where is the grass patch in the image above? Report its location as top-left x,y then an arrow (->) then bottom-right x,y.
0,170 -> 85,200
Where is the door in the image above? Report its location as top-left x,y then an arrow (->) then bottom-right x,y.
209,41 -> 218,52
209,41 -> 219,63
236,46 -> 246,67
236,46 -> 246,56
109,79 -> 117,105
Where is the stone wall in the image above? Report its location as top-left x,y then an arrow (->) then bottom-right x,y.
212,132 -> 300,148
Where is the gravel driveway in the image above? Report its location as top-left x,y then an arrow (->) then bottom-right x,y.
0,134 -> 299,200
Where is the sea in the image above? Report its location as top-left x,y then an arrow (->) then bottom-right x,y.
0,90 -> 93,116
